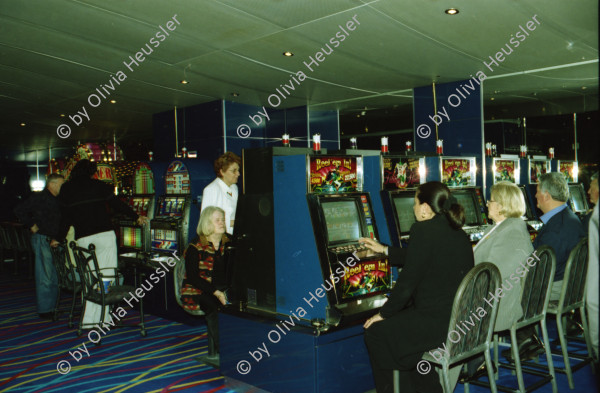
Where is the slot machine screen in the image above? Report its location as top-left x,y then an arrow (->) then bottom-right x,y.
519,186 -> 534,220
121,227 -> 143,249
453,190 -> 480,226
321,200 -> 362,244
569,185 -> 586,212
392,194 -> 417,235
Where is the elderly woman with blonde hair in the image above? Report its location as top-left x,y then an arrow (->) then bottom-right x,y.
461,181 -> 534,381
181,206 -> 230,358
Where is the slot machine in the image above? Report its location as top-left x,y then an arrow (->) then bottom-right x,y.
558,160 -> 589,217
150,160 -> 192,255
379,155 -> 426,247
426,156 -> 489,242
221,147 -> 389,393
118,163 -> 155,252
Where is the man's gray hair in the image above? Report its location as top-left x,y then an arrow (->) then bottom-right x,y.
539,172 -> 569,202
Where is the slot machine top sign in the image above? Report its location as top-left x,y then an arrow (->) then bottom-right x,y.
441,157 -> 476,187
165,160 -> 191,194
529,159 -> 550,184
493,158 -> 519,184
558,160 -> 578,183
382,156 -> 424,190
134,162 -> 155,194
309,156 -> 359,194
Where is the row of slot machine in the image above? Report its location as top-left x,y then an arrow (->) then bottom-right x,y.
220,147 -> 591,393
116,161 -> 194,258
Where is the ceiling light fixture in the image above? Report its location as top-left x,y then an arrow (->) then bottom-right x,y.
110,99 -> 117,104
20,122 -> 26,126
60,113 -> 65,117
445,8 -> 459,15
283,51 -> 294,57
231,92 -> 240,97
180,80 -> 189,84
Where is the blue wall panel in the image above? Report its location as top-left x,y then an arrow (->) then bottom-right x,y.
309,109 -> 339,150
224,101 -> 266,156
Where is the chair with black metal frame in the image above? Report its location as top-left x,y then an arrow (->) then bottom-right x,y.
14,223 -> 34,278
471,245 -> 558,393
411,262 -> 501,393
50,240 -> 81,327
70,241 -> 146,338
541,237 -> 593,389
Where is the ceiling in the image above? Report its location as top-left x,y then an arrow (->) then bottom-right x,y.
0,0 -> 597,154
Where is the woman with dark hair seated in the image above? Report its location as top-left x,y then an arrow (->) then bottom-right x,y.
360,181 -> 474,393
181,206 -> 229,359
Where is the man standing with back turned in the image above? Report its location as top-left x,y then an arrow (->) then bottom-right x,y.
14,174 -> 65,320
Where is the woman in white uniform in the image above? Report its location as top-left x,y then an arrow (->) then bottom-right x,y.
200,152 -> 241,235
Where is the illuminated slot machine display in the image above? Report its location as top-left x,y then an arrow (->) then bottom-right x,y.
118,163 -> 155,252
150,160 -> 191,255
436,156 -> 490,242
224,148 -> 390,393
379,155 -> 425,246
306,155 -> 391,320
558,160 -> 589,217
522,157 -> 550,228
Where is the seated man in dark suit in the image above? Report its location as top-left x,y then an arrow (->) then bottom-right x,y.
534,172 -> 586,299
507,172 -> 586,362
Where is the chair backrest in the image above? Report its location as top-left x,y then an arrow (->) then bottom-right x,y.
69,241 -> 102,297
50,241 -> 78,290
559,237 -> 589,310
445,263 -> 501,361
173,257 -> 186,308
518,245 -> 556,325
173,256 -> 205,315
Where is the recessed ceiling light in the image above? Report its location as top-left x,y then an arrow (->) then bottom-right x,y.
581,86 -> 587,90
19,122 -> 26,127
110,99 -> 117,104
445,8 -> 459,15
60,113 -> 65,117
490,97 -> 495,101
231,92 -> 240,97
283,51 -> 294,57
180,80 -> 189,84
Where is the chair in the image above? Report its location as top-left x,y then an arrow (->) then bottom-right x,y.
70,241 -> 146,338
0,222 -> 19,275
50,240 -> 82,328
414,262 -> 501,393
473,246 -> 557,393
545,237 -> 593,389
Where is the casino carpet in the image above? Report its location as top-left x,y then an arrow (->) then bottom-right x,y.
1,272 -> 598,393
0,274 -> 234,393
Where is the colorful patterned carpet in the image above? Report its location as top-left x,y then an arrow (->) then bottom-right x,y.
1,272 -> 598,393
0,274 -> 235,393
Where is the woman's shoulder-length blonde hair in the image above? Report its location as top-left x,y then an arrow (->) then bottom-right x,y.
197,206 -> 225,236
491,181 -> 526,218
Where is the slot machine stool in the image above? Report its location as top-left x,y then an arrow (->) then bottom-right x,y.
173,257 -> 220,367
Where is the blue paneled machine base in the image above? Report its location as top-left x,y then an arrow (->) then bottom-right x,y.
220,311 -> 373,393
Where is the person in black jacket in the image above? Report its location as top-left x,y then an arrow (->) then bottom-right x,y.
59,159 -> 148,327
181,206 -> 229,358
14,173 -> 65,319
361,181 -> 474,393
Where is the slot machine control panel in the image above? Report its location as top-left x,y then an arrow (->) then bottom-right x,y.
463,226 -> 489,242
526,220 -> 543,232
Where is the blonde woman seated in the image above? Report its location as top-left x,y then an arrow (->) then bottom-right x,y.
462,181 -> 533,380
181,206 -> 230,357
